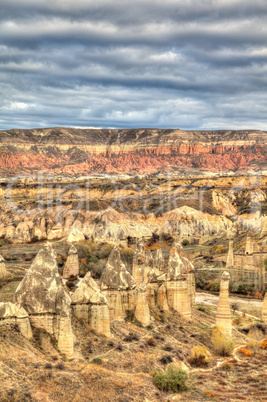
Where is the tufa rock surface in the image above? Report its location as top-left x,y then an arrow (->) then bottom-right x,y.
15,242 -> 74,356
216,271 -> 232,337
62,244 -> 79,279
0,302 -> 32,339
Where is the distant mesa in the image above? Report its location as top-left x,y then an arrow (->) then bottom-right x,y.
0,127 -> 266,175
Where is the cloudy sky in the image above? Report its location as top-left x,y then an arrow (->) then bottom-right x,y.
0,0 -> 266,130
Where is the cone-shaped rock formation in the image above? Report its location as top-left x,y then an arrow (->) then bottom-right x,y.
72,272 -> 110,337
15,242 -> 74,356
62,244 -> 79,279
166,240 -> 192,319
100,246 -> 136,320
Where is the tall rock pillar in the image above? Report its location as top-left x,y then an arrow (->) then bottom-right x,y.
216,271 -> 232,337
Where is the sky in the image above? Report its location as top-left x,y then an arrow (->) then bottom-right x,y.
0,0 -> 267,131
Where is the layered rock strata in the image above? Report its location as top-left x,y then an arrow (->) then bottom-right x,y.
216,271 -> 232,337
15,242 -> 74,356
71,272 -> 110,337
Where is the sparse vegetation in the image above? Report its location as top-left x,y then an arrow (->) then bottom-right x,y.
153,363 -> 188,393
188,345 -> 211,367
211,328 -> 234,356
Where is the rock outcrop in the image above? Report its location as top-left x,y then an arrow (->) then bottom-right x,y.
100,246 -> 136,320
0,255 -> 8,280
134,283 -> 150,326
154,248 -> 165,272
132,238 -> 146,287
71,272 -> 110,337
216,271 -> 232,337
166,240 -> 192,319
67,228 -> 85,243
245,236 -> 254,255
62,244 -> 79,279
0,128 -> 266,175
0,302 -> 32,338
157,284 -> 169,311
15,242 -> 74,356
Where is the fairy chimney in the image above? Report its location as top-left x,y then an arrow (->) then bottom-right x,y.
166,240 -> 192,319
62,244 -> 79,279
226,240 -> 234,270
216,271 -> 232,337
134,283 -> 150,326
100,246 -> 136,320
71,271 -> 110,337
15,242 -> 74,356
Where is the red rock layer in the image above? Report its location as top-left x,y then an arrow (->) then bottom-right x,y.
0,144 -> 265,175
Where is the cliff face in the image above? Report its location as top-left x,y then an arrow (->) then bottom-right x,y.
0,128 -> 266,175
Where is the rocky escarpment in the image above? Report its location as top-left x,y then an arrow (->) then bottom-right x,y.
0,127 -> 266,175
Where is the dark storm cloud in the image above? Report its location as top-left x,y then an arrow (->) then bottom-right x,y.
0,0 -> 266,130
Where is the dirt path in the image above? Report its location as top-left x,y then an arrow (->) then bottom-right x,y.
196,291 -> 262,310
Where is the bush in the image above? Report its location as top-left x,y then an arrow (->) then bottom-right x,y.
181,239 -> 189,247
153,363 -> 188,393
188,345 -> 210,367
207,282 -> 220,292
146,336 -> 156,346
90,358 -> 102,365
97,244 -> 113,259
211,328 -> 234,356
238,347 -> 253,357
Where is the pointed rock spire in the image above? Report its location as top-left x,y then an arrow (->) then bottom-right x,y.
15,242 -> 74,356
155,248 -> 164,271
100,246 -> 136,290
62,244 -> 79,279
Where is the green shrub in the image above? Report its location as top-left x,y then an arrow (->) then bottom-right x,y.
153,363 -> 188,393
97,244 -> 114,259
90,358 -> 102,365
211,328 -> 234,356
207,282 -> 220,292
